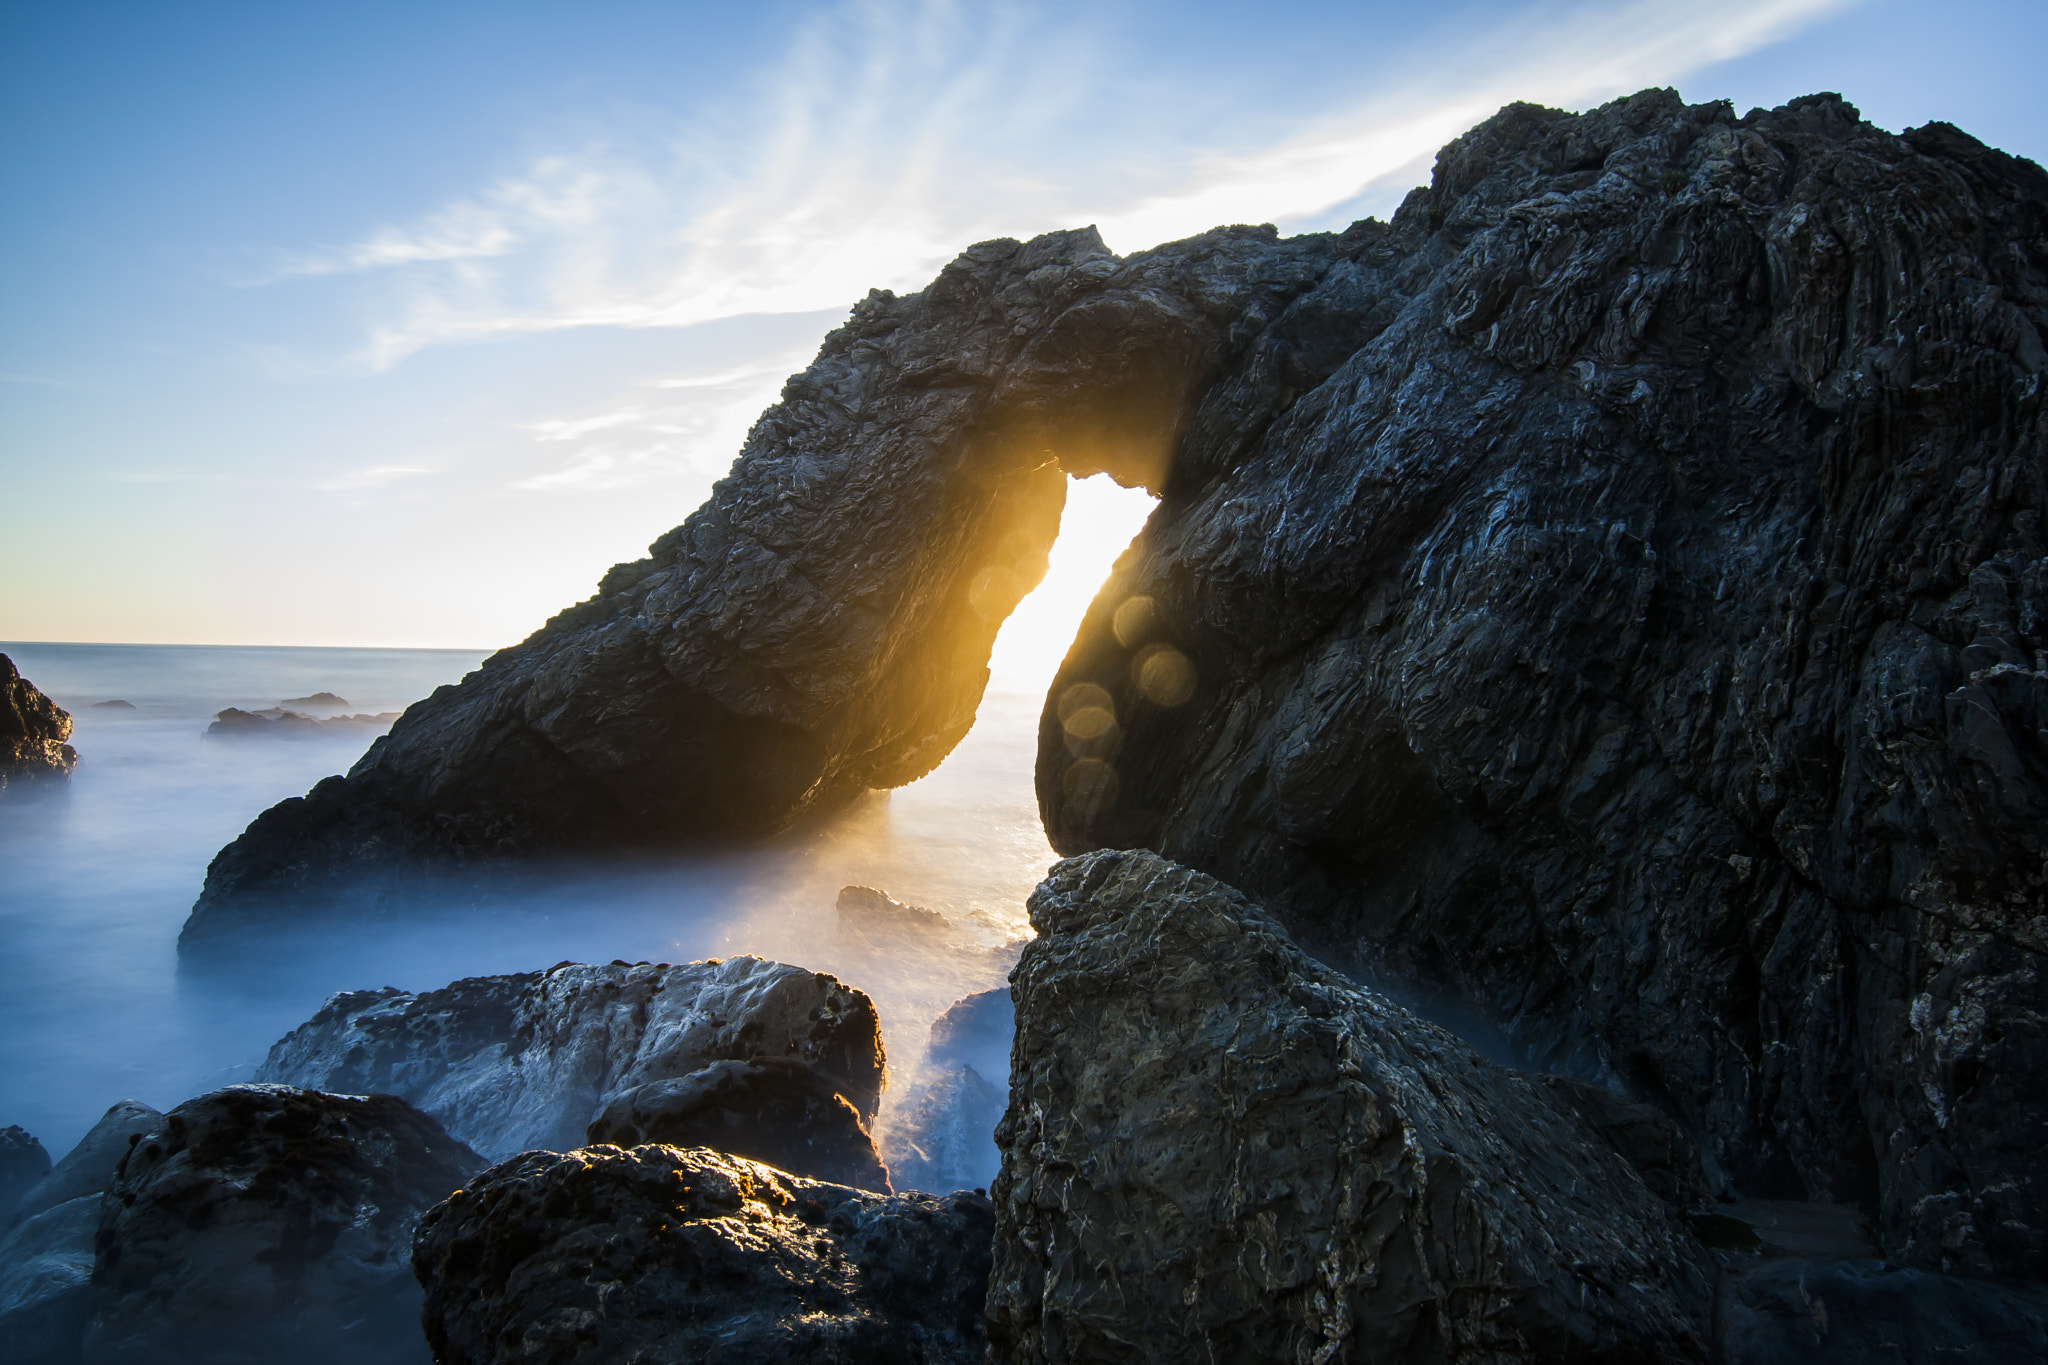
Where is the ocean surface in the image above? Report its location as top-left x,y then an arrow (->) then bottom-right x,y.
0,640 -> 1059,1159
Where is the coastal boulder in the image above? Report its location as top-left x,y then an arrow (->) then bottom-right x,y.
412,1144 -> 993,1365
988,849 -> 1716,1363
0,656 -> 75,791
82,1085 -> 482,1365
586,1057 -> 890,1191
256,957 -> 885,1159
11,1103 -> 161,1225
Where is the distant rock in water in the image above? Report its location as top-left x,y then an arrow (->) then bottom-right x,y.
255,958 -> 886,1159
83,1085 -> 481,1365
413,1145 -> 994,1365
1,655 -> 76,792
204,706 -> 401,739
586,1057 -> 890,1192
87,700 -> 133,710
279,691 -> 348,709
989,849 -> 1717,1362
0,1125 -> 50,1215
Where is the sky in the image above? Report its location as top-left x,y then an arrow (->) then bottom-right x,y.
1,0 -> 2042,654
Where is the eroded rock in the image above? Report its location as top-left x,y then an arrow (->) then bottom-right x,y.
255,957 -> 885,1159
83,1085 -> 482,1365
412,1144 -> 993,1365
1,656 -> 75,791
12,1103 -> 160,1226
586,1057 -> 890,1191
1037,92 -> 2048,1278
989,849 -> 1715,1363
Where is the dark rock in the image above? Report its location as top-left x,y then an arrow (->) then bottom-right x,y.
255,958 -> 885,1159
0,1195 -> 97,1365
12,1103 -> 160,1225
412,1144 -> 994,1365
586,1057 -> 890,1191
925,985 -> 1014,1086
280,692 -> 349,709
836,883 -> 951,943
1035,92 -> 2048,1278
1539,1075 -> 1715,1211
989,849 -> 1715,1362
1,655 -> 76,790
1718,1258 -> 2048,1363
82,1085 -> 482,1365
183,213 -> 1339,936
87,701 -> 132,711
0,1126 -> 50,1216
204,706 -> 322,737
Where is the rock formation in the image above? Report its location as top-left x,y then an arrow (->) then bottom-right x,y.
1035,93 -> 2048,1280
412,1144 -> 994,1365
585,1057 -> 891,1191
1,656 -> 75,791
83,1085 -> 482,1365
880,987 -> 1012,1194
0,1127 -> 49,1215
988,849 -> 1717,1362
9,1102 -> 160,1226
255,957 -> 885,1159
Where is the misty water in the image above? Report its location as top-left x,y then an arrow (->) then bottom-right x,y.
0,639 -> 1064,1161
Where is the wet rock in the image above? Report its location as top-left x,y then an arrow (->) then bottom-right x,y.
0,1126 -> 50,1216
183,212 -> 1337,936
256,957 -> 885,1159
83,1085 -> 482,1365
11,1103 -> 161,1225
989,849 -> 1715,1363
1,656 -> 75,791
1718,1258 -> 2048,1363
880,987 -> 1013,1194
1037,92 -> 2048,1278
0,1195 -> 97,1365
586,1057 -> 890,1191
412,1144 -> 994,1365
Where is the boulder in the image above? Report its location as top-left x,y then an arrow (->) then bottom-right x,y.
988,849 -> 1716,1363
412,1144 -> 993,1365
0,655 -> 75,791
0,1195 -> 97,1365
255,958 -> 885,1159
586,1057 -> 890,1191
1718,1258 -> 2048,1363
82,1085 -> 482,1365
0,1126 -> 50,1216
12,1103 -> 160,1225
1035,93 -> 2048,1278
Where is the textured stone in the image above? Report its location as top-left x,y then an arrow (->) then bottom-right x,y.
989,849 -> 1715,1363
255,957 -> 885,1160
412,1143 -> 994,1365
1036,92 -> 2048,1278
11,1103 -> 160,1226
0,1196 -> 96,1365
82,1085 -> 482,1365
586,1057 -> 890,1191
0,655 -> 75,791
1718,1258 -> 2048,1363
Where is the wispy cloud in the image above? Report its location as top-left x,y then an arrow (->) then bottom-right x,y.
267,0 -> 1856,374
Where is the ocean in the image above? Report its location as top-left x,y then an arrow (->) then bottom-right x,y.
0,640 -> 1058,1158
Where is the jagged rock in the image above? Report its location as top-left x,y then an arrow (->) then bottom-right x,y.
280,692 -> 349,709
989,849 -> 1715,1363
1718,1258 -> 2048,1363
880,987 -> 1013,1194
412,1144 -> 993,1365
82,1085 -> 482,1365
204,706 -> 322,737
1,656 -> 75,791
11,1103 -> 161,1226
182,208 -> 1341,937
836,883 -> 952,945
0,1195 -> 97,1365
586,1057 -> 890,1191
0,1126 -> 50,1216
256,958 -> 885,1159
1035,92 -> 2048,1279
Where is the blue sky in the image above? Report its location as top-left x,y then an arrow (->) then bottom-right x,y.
2,0 -> 2042,649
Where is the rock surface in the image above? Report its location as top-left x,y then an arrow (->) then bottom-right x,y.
1718,1258 -> 2048,1363
0,655 -> 76,791
0,1126 -> 50,1216
879,987 -> 1012,1194
989,848 -> 1716,1363
412,1143 -> 994,1365
83,1085 -> 482,1365
0,1195 -> 97,1365
11,1103 -> 161,1226
255,957 -> 885,1159
585,1057 -> 890,1191
1035,92 -> 2048,1279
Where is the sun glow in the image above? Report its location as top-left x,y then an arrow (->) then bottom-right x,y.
987,475 -> 1157,689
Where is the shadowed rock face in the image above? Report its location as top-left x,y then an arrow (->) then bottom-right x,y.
83,1086 -> 482,1365
255,958 -> 885,1160
183,223 -> 1336,938
1037,92 -> 2048,1277
989,850 -> 1716,1363
412,1144 -> 994,1365
0,655 -> 75,792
